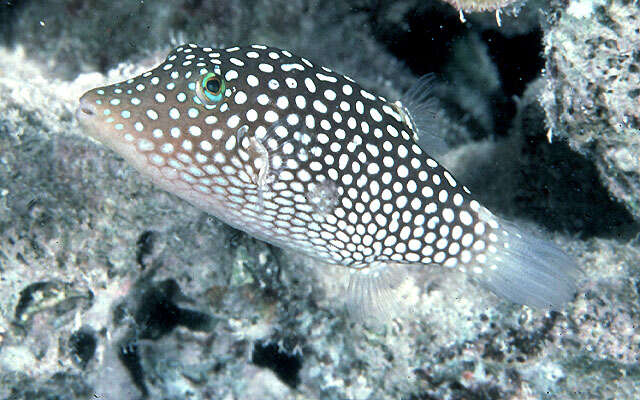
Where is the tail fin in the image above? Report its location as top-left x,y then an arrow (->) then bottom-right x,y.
473,215 -> 581,310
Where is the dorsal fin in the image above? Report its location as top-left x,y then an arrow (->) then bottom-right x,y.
396,74 -> 449,158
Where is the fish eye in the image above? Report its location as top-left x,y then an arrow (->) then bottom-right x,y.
196,72 -> 226,105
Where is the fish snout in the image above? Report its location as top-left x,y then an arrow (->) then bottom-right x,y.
76,92 -> 99,124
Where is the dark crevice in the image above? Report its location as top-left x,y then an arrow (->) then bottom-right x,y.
252,341 -> 303,388
369,4 -> 469,77
118,341 -> 148,397
0,1 -> 26,46
114,279 -> 214,397
134,279 -> 213,339
512,137 -> 639,240
69,328 -> 97,369
367,5 -> 636,239
369,5 -> 545,140
481,29 -> 545,98
136,230 -> 155,270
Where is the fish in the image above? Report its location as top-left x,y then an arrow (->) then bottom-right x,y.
76,43 -> 580,316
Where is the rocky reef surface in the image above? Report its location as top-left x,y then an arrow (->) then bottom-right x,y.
0,0 -> 638,399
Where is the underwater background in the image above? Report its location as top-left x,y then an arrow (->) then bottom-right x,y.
0,0 -> 639,399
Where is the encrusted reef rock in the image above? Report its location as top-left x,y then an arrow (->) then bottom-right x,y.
1,1 -> 639,399
541,0 -> 640,221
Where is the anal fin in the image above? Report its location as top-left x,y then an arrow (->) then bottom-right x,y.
346,262 -> 419,323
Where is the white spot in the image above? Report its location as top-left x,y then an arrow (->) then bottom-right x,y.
461,233 -> 474,247
247,75 -> 259,87
367,163 -> 380,175
316,73 -> 337,82
259,63 -> 274,73
442,208 -> 454,223
473,240 -> 486,251
360,90 -> 376,100
150,154 -> 165,165
161,143 -> 174,153
138,139 -> 154,151
411,198 -> 422,210
200,140 -> 213,151
459,211 -> 473,226
444,258 -> 458,268
257,94 -> 269,105
285,77 -> 298,88
370,108 -> 383,122
438,190 -> 448,203
234,91 -> 247,104
304,78 -> 316,93
276,96 -> 289,109
264,110 -> 279,123
305,115 -> 315,129
324,89 -> 337,101
211,129 -> 223,140
444,170 -> 457,187
268,79 -> 279,90
453,193 -> 464,206
313,100 -> 327,113
225,70 -> 238,80
229,57 -> 244,66
434,252 -> 446,263
295,95 -> 306,109
286,114 -> 299,125
246,109 -> 258,122
146,109 -> 158,120
189,126 -> 202,136
281,63 -> 304,72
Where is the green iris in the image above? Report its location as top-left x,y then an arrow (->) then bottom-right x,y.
196,72 -> 226,106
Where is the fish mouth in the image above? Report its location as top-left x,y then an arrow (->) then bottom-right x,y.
76,94 -> 110,145
76,95 -> 98,124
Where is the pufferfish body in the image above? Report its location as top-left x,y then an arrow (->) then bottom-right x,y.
77,43 -> 579,313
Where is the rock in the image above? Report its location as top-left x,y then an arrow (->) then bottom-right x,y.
542,0 -> 640,221
1,0 -> 638,399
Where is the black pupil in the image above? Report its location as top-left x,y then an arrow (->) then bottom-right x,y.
206,78 -> 221,93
